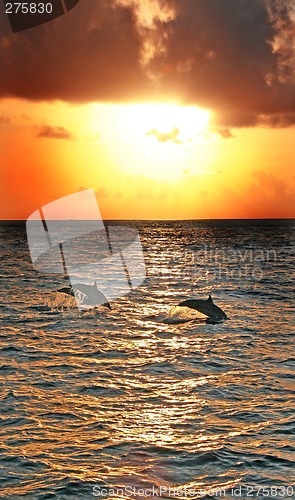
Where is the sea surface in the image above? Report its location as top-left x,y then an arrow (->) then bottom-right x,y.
0,220 -> 294,499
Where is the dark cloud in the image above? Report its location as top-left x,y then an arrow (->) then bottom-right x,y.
149,0 -> 295,123
257,113 -> 295,127
0,0 -> 148,102
146,127 -> 182,143
35,125 -> 74,140
0,0 -> 294,127
215,110 -> 295,128
214,110 -> 259,128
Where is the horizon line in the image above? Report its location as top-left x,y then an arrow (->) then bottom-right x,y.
1,217 -> 295,222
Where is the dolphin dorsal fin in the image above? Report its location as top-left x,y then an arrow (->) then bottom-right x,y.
208,295 -> 213,302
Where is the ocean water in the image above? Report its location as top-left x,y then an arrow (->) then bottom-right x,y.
0,219 -> 294,499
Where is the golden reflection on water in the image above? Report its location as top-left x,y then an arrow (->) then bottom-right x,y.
1,221 -> 295,498
5,356 -> 279,492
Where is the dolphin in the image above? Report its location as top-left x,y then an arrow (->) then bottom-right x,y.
178,295 -> 227,324
57,282 -> 111,309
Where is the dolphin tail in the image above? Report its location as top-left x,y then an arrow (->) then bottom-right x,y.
56,286 -> 74,296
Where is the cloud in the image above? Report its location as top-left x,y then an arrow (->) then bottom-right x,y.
0,115 -> 10,124
204,126 -> 235,139
244,170 -> 295,217
0,0 -> 294,127
212,170 -> 295,218
213,127 -> 234,139
146,0 -> 295,121
0,1 -> 147,102
214,110 -> 259,128
257,113 -> 295,128
251,170 -> 287,196
146,126 -> 183,143
35,125 -> 74,140
145,125 -> 234,144
215,111 -> 295,128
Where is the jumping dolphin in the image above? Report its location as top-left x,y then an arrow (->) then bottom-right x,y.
178,295 -> 227,324
57,282 -> 111,309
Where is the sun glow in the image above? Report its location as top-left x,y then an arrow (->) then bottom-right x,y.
99,103 -> 211,180
119,103 -> 211,142
86,103 -> 211,181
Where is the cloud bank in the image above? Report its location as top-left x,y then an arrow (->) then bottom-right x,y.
0,0 -> 294,126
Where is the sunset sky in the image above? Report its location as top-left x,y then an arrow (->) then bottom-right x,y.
0,0 -> 294,220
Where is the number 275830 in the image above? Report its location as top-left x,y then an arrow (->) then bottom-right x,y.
5,3 -> 53,14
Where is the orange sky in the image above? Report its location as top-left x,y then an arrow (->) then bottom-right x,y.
0,0 -> 294,219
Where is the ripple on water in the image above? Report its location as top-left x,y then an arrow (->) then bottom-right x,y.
0,220 -> 294,498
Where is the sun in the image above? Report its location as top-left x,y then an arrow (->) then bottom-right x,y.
86,102 -> 211,182
119,103 -> 211,142
113,103 -> 211,180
